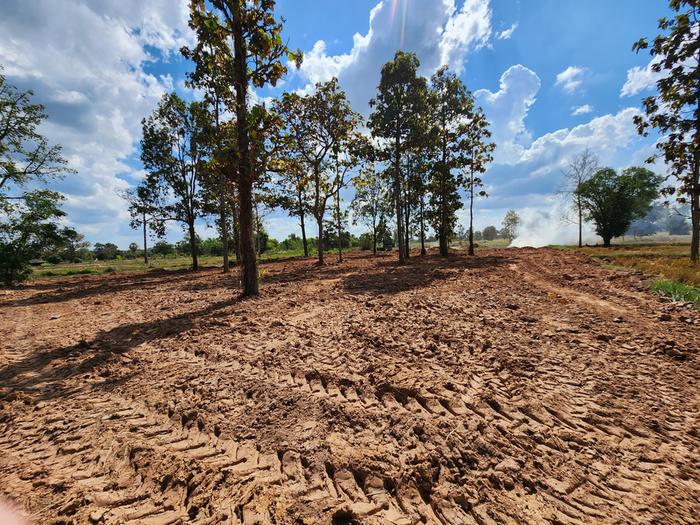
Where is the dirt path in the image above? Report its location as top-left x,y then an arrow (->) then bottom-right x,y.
1,248 -> 698,524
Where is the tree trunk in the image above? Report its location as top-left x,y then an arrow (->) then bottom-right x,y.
691,156 -> 699,263
394,131 -> 405,264
188,220 -> 199,270
404,186 -> 410,259
336,188 -> 343,262
602,235 -> 612,248
577,196 -> 583,248
232,8 -> 258,296
419,195 -> 426,256
142,212 -> 149,265
316,215 -> 325,264
468,175 -> 475,256
231,203 -> 240,264
300,211 -> 308,257
219,194 -> 229,273
372,225 -> 377,256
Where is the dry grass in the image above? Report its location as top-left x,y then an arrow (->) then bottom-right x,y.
571,243 -> 700,287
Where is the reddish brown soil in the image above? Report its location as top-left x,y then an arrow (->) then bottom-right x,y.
1,248 -> 699,525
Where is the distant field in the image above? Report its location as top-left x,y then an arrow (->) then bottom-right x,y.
30,249 -> 309,279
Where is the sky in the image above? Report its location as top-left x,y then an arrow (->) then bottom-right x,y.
0,0 -> 672,248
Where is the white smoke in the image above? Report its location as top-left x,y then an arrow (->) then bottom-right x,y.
509,199 -> 600,247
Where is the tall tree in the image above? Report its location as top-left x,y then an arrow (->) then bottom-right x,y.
139,93 -> 207,270
368,51 -> 428,264
633,0 -> 700,262
276,80 -> 360,264
501,210 -> 521,243
351,164 -> 392,255
576,167 -> 662,247
464,107 -> 495,256
271,153 -> 312,257
182,14 -> 236,273
560,148 -> 599,248
188,0 -> 301,295
123,186 -> 165,265
426,66 -> 472,256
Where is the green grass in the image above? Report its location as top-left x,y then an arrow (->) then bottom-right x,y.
650,279 -> 700,306
28,247 -> 343,281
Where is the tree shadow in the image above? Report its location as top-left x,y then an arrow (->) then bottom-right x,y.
341,253 -> 507,295
1,268 -> 231,308
0,296 -> 240,403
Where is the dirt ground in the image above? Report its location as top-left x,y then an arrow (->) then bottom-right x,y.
1,248 -> 698,525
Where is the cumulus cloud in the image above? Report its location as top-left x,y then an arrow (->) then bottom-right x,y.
475,65 -> 541,163
297,0 -> 492,114
620,56 -> 663,97
496,23 -> 518,40
571,104 -> 593,115
555,65 -> 587,93
0,0 -> 192,245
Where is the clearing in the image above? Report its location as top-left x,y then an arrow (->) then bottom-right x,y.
0,248 -> 698,525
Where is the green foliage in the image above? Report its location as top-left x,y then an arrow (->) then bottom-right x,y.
152,240 -> 175,256
0,190 -> 73,285
425,66 -> 473,253
576,167 -> 663,246
0,72 -> 71,192
482,225 -> 498,241
633,1 -> 700,261
93,242 -> 119,261
651,279 -> 700,306
501,210 -> 521,242
350,165 -> 392,253
368,51 -> 429,262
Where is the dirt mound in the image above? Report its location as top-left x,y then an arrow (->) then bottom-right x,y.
1,248 -> 698,524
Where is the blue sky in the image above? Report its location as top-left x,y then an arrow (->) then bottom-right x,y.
0,0 -> 671,247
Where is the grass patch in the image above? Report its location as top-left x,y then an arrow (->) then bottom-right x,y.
650,279 -> 700,306
572,243 -> 700,287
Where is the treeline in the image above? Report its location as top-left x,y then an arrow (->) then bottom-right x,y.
1,0 -> 698,288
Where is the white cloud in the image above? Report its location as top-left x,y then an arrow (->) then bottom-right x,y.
571,104 -> 593,115
555,65 -> 587,93
475,64 -> 541,163
0,0 -> 192,246
620,56 -> 663,97
496,23 -> 518,40
297,0 -> 492,114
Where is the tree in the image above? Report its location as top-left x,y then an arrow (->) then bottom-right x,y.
123,186 -> 165,265
0,191 -> 74,284
633,0 -> 700,262
369,51 -> 429,264
474,229 -> 483,241
128,242 -> 139,258
464,106 -> 495,255
426,66 -> 472,256
139,93 -> 207,270
270,152 -> 312,257
0,73 -> 73,284
93,242 -> 119,261
1,72 -> 70,193
501,210 -> 521,243
351,164 -> 392,255
577,167 -> 662,247
560,148 -> 599,248
188,1 -> 301,296
182,15 -> 236,273
482,225 -> 498,241
276,80 -> 360,265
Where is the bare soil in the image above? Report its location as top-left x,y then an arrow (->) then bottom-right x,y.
1,248 -> 699,525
